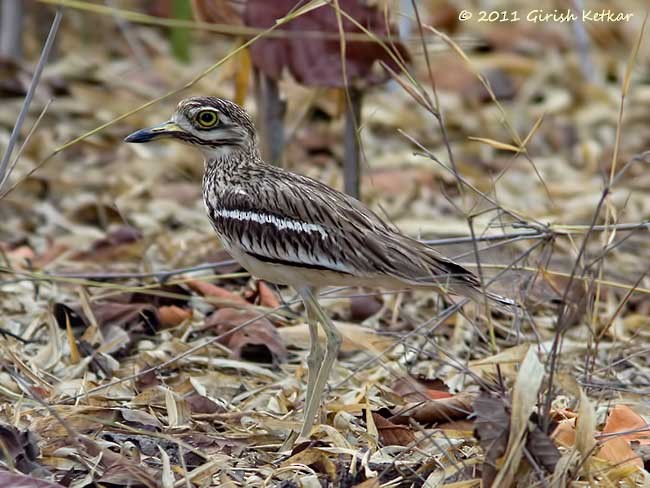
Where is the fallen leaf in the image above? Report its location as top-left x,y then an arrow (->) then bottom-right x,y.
602,405 -> 650,444
191,0 -> 243,24
352,479 -> 380,488
72,225 -> 143,262
371,412 -> 415,446
7,245 -> 35,267
392,375 -> 452,403
391,390 -> 476,425
281,447 -> 337,481
0,472 -> 63,488
473,389 -> 510,487
278,321 -> 395,354
256,280 -> 281,309
349,293 -> 383,321
205,308 -> 287,363
185,393 -> 224,414
597,436 -> 643,469
495,347 -> 545,486
596,404 -> 649,469
526,422 -> 561,473
0,424 -> 48,477
186,279 -> 248,306
158,305 -> 192,327
244,0 -> 409,87
552,419 -> 577,447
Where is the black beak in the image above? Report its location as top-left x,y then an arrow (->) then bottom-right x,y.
124,121 -> 183,143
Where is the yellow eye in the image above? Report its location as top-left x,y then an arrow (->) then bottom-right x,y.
196,110 -> 218,128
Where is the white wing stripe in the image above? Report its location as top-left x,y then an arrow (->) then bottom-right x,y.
214,208 -> 329,239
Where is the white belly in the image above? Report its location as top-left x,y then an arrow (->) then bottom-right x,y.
224,243 -> 371,289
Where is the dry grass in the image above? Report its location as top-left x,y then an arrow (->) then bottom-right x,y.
1,1 -> 650,486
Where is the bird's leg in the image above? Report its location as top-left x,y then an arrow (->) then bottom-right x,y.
301,287 -> 324,436
299,287 -> 342,438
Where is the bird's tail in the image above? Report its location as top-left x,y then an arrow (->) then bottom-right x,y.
457,284 -> 521,313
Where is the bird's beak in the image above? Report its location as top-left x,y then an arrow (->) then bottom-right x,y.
124,121 -> 184,143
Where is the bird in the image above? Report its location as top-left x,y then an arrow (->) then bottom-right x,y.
125,96 -> 516,438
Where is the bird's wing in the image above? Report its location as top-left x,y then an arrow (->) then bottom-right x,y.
207,167 -> 479,288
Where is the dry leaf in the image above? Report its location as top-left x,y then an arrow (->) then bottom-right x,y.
0,424 -> 47,477
473,389 -> 510,487
278,321 -> 394,354
392,390 -> 476,425
552,419 -> 577,447
371,412 -> 415,446
186,279 -> 249,306
602,405 -> 650,444
596,404 -> 649,469
281,447 -> 338,481
205,308 -> 287,363
391,375 -> 452,403
244,0 -> 409,87
597,436 -> 642,469
349,293 -> 383,321
495,347 -> 545,486
526,423 -> 561,473
158,305 -> 192,327
255,280 -> 281,309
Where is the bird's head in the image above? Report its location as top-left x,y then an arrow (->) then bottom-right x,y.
124,97 -> 258,160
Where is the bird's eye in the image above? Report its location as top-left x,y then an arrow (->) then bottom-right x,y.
196,110 -> 219,128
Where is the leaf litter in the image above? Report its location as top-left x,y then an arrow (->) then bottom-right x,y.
1,1 -> 650,487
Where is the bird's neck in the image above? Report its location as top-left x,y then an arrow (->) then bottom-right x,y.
202,145 -> 264,192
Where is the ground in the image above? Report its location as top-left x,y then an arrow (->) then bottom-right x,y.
1,1 -> 650,487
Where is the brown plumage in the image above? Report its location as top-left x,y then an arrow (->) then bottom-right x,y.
125,96 -> 516,439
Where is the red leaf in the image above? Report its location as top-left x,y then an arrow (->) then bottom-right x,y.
244,0 -> 409,87
186,279 -> 249,306
371,412 -> 415,446
205,308 -> 287,363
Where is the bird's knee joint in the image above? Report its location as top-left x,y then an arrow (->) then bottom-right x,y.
328,329 -> 342,349
307,348 -> 324,367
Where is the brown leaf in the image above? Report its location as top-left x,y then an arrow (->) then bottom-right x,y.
0,424 -> 48,477
32,242 -> 68,268
391,390 -> 476,425
429,3 -> 461,33
72,225 -> 143,262
473,390 -> 510,487
85,301 -> 160,336
602,405 -> 650,444
7,245 -> 35,267
436,420 -> 475,432
256,280 -> 281,309
526,424 -> 561,473
67,202 -> 124,227
119,409 -> 163,431
392,375 -> 452,403
186,279 -> 248,306
349,293 -> 382,321
371,412 -> 415,446
191,0 -> 243,24
352,479 -> 380,488
244,0 -> 409,87
596,404 -> 649,468
523,271 -> 590,322
205,308 -> 287,363
552,419 -> 576,447
0,473 -> 63,488
185,393 -> 224,414
597,436 -> 643,469
158,305 -> 192,327
281,447 -> 337,481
